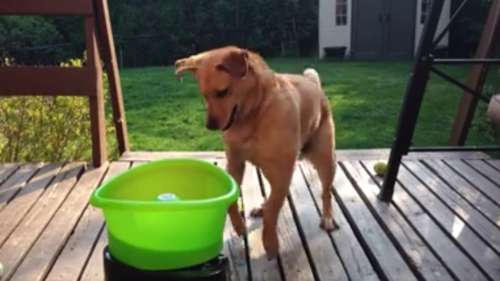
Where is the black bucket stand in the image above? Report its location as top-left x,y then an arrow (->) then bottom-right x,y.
103,247 -> 229,281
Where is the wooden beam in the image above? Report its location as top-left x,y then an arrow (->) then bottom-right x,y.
0,67 -> 96,96
0,0 -> 93,16
94,0 -> 129,154
449,0 -> 500,145
86,18 -> 108,167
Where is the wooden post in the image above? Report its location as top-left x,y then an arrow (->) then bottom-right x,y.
85,17 -> 108,166
449,0 -> 500,145
94,0 -> 129,154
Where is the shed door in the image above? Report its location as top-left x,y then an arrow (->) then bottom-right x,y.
351,0 -> 385,58
385,0 -> 416,58
352,0 -> 416,59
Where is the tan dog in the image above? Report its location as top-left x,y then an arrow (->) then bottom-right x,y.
175,46 -> 338,258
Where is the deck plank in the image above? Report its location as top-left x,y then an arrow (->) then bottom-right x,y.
288,165 -> 349,281
0,164 -> 19,186
409,160 -> 500,252
259,169 -> 317,281
397,162 -> 500,280
79,228 -> 107,281
343,160 -> 455,281
45,162 -> 131,281
120,151 -> 225,161
468,160 -> 500,186
223,218 -> 248,281
240,164 -> 282,281
424,160 -> 500,226
485,160 -> 500,175
444,160 -> 500,207
0,163 -> 83,280
0,163 -> 42,211
120,150 -> 489,162
363,160 -> 491,281
215,159 -> 249,281
301,162 -> 380,281
332,163 -> 418,281
5,165 -> 109,281
0,163 -> 62,245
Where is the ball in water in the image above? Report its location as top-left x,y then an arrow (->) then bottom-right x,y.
373,162 -> 388,177
157,193 -> 178,202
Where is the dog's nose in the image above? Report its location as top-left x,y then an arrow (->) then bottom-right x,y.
206,116 -> 219,130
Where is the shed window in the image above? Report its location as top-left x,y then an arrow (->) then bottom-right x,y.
336,0 -> 348,26
421,0 -> 431,24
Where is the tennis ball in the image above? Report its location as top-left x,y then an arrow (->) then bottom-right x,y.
373,162 -> 388,177
0,262 -> 4,278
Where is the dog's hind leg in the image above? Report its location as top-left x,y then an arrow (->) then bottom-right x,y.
304,118 -> 339,232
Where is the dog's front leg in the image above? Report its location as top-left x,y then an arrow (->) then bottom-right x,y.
226,155 -> 246,236
260,158 -> 295,259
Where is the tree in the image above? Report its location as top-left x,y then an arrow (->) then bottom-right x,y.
0,1 -> 322,66
450,0 -> 492,57
0,16 -> 64,65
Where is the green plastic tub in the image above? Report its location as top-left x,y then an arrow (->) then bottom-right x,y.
90,159 -> 238,270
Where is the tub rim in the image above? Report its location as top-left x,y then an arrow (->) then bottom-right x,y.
90,158 -> 239,211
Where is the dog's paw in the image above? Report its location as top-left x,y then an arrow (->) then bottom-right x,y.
320,217 -> 339,232
250,207 -> 263,218
263,229 -> 280,259
264,242 -> 279,260
266,251 -> 279,260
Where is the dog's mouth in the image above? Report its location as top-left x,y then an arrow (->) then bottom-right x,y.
222,105 -> 238,131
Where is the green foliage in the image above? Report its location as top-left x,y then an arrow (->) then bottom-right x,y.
0,0 -> 496,67
0,59 -> 116,162
0,0 -> 318,66
0,16 -> 65,65
450,0 -> 493,57
0,1 -> 493,65
0,95 -> 91,162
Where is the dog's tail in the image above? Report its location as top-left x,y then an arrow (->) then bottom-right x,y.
303,68 -> 321,87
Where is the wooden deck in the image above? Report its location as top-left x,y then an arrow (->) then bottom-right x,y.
1,150 -> 500,281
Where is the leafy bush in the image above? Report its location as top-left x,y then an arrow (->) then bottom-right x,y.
0,58 -> 116,162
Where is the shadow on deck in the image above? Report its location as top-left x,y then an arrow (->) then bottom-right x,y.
0,149 -> 499,281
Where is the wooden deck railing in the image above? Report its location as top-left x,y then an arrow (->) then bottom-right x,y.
0,0 -> 129,167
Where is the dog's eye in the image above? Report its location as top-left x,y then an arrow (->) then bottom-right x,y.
215,89 -> 229,98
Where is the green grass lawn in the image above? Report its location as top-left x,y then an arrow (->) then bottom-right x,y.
120,59 -> 497,151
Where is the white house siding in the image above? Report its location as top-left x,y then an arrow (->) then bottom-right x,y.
415,0 -> 451,53
319,0 -> 352,58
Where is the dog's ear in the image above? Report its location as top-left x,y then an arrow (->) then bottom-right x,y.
216,50 -> 249,79
174,54 -> 205,80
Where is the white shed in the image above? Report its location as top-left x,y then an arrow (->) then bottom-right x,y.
319,0 -> 451,59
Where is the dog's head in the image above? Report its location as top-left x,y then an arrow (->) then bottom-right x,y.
175,46 -> 256,131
